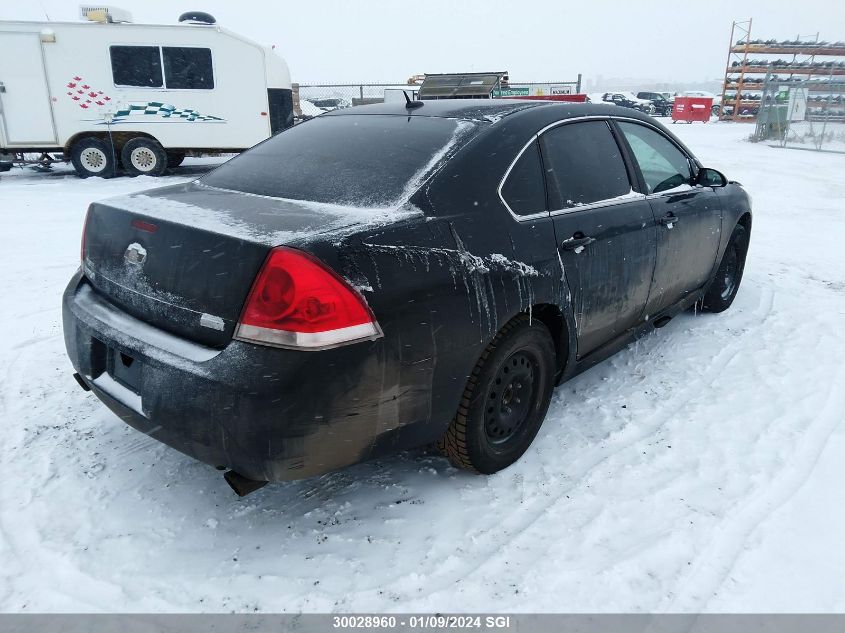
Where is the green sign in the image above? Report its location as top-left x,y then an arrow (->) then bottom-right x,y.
493,88 -> 530,97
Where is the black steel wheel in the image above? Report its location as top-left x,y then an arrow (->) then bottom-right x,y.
438,314 -> 556,474
700,223 -> 749,313
484,351 -> 539,444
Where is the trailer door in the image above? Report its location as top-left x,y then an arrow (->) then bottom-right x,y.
0,33 -> 57,145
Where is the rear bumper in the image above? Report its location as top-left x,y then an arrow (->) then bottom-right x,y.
62,270 -> 396,481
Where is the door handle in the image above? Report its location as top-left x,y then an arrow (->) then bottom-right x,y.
659,213 -> 681,227
560,235 -> 596,251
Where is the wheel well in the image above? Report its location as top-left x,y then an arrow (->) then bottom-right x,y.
64,131 -> 159,156
527,304 -> 569,375
737,212 -> 752,234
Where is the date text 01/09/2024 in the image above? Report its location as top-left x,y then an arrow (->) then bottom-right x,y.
332,615 -> 513,629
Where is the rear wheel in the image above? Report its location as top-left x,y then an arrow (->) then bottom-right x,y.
438,315 -> 556,474
700,223 -> 749,313
70,137 -> 116,178
122,137 -> 168,177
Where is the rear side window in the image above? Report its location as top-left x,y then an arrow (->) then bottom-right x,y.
500,140 -> 546,216
540,121 -> 631,209
617,122 -> 692,194
163,47 -> 214,89
110,46 -> 163,87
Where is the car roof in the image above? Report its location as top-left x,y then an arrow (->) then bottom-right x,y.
322,98 -> 637,123
322,99 -> 544,120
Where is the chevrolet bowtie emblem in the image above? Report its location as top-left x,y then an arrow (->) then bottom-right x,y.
124,242 -> 147,266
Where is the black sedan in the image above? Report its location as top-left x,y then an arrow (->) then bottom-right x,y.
63,100 -> 751,496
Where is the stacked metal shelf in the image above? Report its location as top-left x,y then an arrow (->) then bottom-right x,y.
720,19 -> 845,122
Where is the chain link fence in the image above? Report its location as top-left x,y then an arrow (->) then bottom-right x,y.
753,74 -> 845,153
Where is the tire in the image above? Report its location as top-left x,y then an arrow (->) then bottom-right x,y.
700,224 -> 749,313
70,137 -> 117,178
166,151 -> 186,168
438,314 -> 556,474
121,137 -> 168,177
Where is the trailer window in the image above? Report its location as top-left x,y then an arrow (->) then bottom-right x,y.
110,46 -> 163,88
163,47 -> 214,90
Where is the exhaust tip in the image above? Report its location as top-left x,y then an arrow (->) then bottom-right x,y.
223,470 -> 268,497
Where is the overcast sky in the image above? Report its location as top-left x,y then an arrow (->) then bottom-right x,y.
3,0 -> 843,85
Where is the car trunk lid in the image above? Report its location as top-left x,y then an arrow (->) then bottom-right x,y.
82,182 -> 419,347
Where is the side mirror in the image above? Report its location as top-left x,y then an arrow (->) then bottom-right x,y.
697,167 -> 727,187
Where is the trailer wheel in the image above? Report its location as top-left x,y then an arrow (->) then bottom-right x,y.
70,137 -> 117,178
122,138 -> 168,177
166,151 -> 186,168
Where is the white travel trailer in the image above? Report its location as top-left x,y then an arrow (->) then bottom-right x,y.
0,7 -> 293,177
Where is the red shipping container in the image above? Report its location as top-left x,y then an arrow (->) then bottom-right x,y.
672,97 -> 713,123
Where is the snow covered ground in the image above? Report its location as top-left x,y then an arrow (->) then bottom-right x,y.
1,124 -> 844,613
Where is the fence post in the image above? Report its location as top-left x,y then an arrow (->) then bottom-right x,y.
360,85 -> 364,101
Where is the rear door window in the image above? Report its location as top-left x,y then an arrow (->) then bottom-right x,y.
500,140 -> 546,216
617,122 -> 692,194
110,45 -> 163,87
540,121 -> 632,209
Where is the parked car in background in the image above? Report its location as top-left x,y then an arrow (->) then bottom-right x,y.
636,91 -> 673,117
602,92 -> 655,114
63,100 -> 751,496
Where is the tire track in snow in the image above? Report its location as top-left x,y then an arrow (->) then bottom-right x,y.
656,310 -> 845,612
662,364 -> 845,611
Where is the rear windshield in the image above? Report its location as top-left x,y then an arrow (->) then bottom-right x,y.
201,115 -> 476,207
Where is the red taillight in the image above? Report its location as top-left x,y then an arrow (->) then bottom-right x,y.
235,247 -> 382,350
